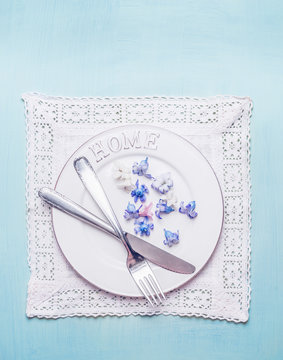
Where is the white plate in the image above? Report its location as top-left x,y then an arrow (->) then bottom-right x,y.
52,125 -> 224,297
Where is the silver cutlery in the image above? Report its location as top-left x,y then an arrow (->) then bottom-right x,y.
38,187 -> 196,274
74,156 -> 166,306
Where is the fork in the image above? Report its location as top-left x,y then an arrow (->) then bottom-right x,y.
74,156 -> 165,306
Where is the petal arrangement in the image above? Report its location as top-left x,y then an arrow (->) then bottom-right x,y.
132,157 -> 153,179
155,199 -> 175,219
179,201 -> 198,219
163,229 -> 179,247
134,217 -> 154,236
151,173 -> 173,194
139,202 -> 154,220
161,189 -> 178,209
117,157 -> 198,247
112,162 -> 135,191
131,179 -> 149,203
124,202 -> 142,221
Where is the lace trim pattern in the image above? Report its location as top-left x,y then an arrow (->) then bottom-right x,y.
23,93 -> 252,322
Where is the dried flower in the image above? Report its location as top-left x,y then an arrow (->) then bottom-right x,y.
163,229 -> 179,247
134,217 -> 154,236
124,202 -> 142,221
161,189 -> 178,209
112,161 -> 134,191
139,202 -> 154,220
131,179 -> 149,203
179,201 -> 198,219
132,157 -> 153,179
155,199 -> 175,219
151,172 -> 173,194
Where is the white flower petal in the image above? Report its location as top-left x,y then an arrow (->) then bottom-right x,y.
113,161 -> 134,191
112,171 -> 122,179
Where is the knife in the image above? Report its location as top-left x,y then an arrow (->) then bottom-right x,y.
39,187 -> 196,274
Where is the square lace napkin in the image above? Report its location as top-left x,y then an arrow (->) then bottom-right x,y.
23,93 -> 252,322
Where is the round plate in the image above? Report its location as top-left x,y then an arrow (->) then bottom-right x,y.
52,124 -> 223,297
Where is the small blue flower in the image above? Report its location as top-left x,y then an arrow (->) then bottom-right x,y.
155,199 -> 175,219
131,179 -> 149,203
179,201 -> 198,219
134,217 -> 154,236
163,229 -> 179,247
124,202 -> 142,220
132,157 -> 153,179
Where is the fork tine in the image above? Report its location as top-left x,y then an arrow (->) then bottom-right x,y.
148,274 -> 166,300
138,279 -> 154,306
143,277 -> 158,305
147,275 -> 162,303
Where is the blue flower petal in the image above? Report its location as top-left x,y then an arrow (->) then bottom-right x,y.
132,157 -> 153,179
134,217 -> 154,236
163,229 -> 179,247
130,179 -> 148,203
179,201 -> 198,219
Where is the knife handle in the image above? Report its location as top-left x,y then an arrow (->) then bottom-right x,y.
38,187 -> 117,237
73,157 -> 133,255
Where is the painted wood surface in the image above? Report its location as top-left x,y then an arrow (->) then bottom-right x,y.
0,0 -> 282,359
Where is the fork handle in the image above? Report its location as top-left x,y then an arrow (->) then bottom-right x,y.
74,157 -> 133,255
38,187 -> 117,237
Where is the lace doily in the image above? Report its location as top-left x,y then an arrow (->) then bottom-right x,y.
23,93 -> 252,322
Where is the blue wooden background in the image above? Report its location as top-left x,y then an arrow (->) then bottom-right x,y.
0,0 -> 282,359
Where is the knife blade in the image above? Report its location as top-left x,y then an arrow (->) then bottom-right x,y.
39,187 -> 196,274
125,232 -> 195,274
